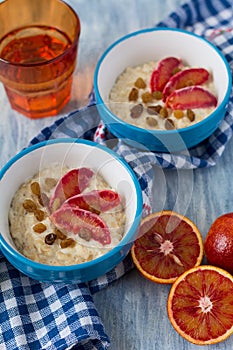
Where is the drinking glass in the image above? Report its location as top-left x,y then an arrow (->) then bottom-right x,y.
0,0 -> 81,118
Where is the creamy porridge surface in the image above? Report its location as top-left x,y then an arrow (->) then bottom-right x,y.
109,60 -> 217,130
9,164 -> 126,266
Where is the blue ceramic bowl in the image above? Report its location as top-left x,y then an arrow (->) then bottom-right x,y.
0,139 -> 142,283
94,27 -> 232,152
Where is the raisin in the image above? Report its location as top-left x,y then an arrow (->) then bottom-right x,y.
187,109 -> 195,122
79,228 -> 92,241
130,103 -> 143,119
60,238 -> 76,249
38,192 -> 49,207
33,223 -> 47,233
44,177 -> 57,190
54,227 -> 67,240
128,87 -> 138,101
141,92 -> 153,103
159,107 -> 168,118
134,77 -> 146,89
45,233 -> 57,245
165,118 -> 175,130
23,199 -> 37,212
146,116 -> 158,127
174,110 -> 184,119
147,105 -> 162,115
152,91 -> 163,100
30,181 -> 41,196
34,209 -> 46,221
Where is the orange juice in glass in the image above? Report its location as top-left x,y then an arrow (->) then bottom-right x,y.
0,0 -> 81,119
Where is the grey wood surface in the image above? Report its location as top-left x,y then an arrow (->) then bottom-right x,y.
1,1 -> 232,349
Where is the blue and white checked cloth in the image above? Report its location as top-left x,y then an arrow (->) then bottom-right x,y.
1,0 -> 233,349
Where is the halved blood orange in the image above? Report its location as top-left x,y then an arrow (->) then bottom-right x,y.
167,265 -> 233,345
131,211 -> 203,284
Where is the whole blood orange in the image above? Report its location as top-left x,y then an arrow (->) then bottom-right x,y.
204,213 -> 233,274
131,211 -> 203,284
167,265 -> 233,345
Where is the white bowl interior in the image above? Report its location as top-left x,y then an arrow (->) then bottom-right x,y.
97,29 -> 229,106
0,142 -> 139,250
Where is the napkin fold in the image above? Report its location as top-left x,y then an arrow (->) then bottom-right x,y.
1,0 -> 233,349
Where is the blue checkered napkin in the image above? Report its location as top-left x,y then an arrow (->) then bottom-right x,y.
0,250 -> 110,350
1,1 -> 233,350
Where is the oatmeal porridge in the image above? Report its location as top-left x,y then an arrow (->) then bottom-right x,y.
109,57 -> 217,130
9,163 -> 126,266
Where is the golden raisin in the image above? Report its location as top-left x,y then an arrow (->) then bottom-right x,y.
152,91 -> 163,100
45,233 -> 57,245
159,107 -> 168,118
23,199 -> 37,212
44,177 -> 57,190
174,110 -> 184,119
134,77 -> 146,89
147,105 -> 162,115
60,238 -> 76,249
128,87 -> 139,101
54,228 -> 67,240
38,192 -> 49,208
165,119 -> 175,130
33,223 -> 47,233
34,209 -> 46,221
141,92 -> 153,103
130,103 -> 143,119
187,109 -> 195,122
79,228 -> 92,241
146,117 -> 158,127
30,182 -> 41,196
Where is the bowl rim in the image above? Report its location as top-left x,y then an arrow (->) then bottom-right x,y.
0,138 -> 143,271
93,26 -> 232,135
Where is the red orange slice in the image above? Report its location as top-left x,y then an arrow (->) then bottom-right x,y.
50,206 -> 111,245
167,265 -> 233,345
49,168 -> 94,212
131,211 -> 203,284
163,67 -> 209,101
65,189 -> 121,214
150,57 -> 181,92
165,86 -> 217,110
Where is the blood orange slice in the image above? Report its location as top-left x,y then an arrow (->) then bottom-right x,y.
162,67 -> 209,101
50,206 -> 111,245
150,57 -> 181,92
167,265 -> 233,345
165,86 -> 217,110
65,189 -> 121,214
131,211 -> 203,284
49,168 -> 94,212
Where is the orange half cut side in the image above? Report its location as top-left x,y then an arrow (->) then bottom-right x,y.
167,265 -> 233,345
131,211 -> 203,284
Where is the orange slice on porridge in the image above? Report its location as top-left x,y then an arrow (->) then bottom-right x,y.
163,67 -> 209,101
165,86 -> 217,110
150,56 -> 181,92
50,206 -> 111,245
65,189 -> 121,214
49,168 -> 94,212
